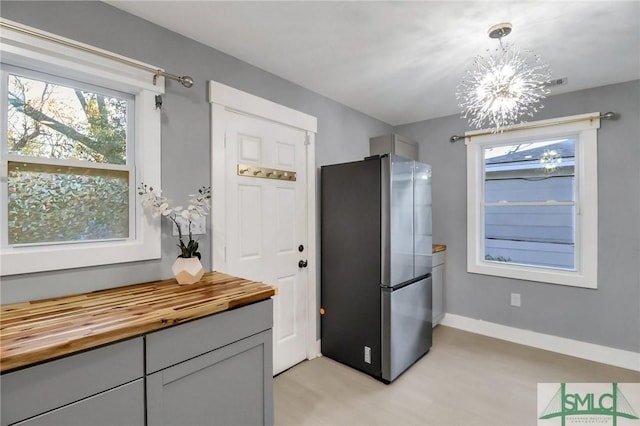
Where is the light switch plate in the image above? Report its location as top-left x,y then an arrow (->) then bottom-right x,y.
172,216 -> 206,236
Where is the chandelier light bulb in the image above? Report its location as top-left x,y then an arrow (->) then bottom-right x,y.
456,23 -> 551,132
540,149 -> 561,173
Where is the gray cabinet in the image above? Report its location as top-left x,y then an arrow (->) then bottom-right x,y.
370,134 -> 419,161
13,380 -> 144,426
147,330 -> 273,426
1,300 -> 274,426
432,249 -> 446,326
146,299 -> 274,426
1,338 -> 144,426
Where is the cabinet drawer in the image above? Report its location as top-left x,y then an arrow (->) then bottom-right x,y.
13,379 -> 144,426
1,337 -> 143,426
146,299 -> 273,373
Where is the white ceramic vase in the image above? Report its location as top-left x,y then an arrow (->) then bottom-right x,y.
172,257 -> 205,285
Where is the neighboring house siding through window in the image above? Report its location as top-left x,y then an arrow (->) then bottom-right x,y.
484,138 -> 576,270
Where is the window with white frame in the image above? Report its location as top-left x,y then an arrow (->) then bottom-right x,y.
0,20 -> 162,275
466,113 -> 599,288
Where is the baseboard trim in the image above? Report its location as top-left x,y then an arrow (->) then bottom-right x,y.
441,313 -> 640,372
308,339 -> 322,360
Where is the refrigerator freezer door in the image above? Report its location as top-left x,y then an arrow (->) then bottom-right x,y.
382,155 -> 415,287
414,162 -> 433,277
381,276 -> 432,382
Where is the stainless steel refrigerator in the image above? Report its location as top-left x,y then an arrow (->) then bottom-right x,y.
321,154 -> 433,383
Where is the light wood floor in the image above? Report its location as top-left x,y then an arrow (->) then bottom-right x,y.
274,325 -> 639,426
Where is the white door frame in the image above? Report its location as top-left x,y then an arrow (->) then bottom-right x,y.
208,80 -> 320,361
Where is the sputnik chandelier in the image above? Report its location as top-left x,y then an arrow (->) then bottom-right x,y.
456,23 -> 551,132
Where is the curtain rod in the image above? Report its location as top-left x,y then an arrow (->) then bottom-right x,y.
449,112 -> 619,143
0,20 -> 194,88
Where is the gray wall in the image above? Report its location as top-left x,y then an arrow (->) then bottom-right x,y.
396,80 -> 640,353
0,1 -> 392,304
2,1 -> 637,355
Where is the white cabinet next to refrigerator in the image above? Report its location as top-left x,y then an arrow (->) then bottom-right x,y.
432,247 -> 446,326
369,134 -> 419,161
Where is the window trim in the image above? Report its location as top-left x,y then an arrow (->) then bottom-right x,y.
466,113 -> 599,288
0,19 -> 163,275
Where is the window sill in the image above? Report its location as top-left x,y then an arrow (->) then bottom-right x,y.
467,260 -> 597,289
1,235 -> 160,276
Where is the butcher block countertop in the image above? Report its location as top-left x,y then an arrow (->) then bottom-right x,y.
0,271 -> 277,373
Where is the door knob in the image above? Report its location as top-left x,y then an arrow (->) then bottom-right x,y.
298,260 -> 308,268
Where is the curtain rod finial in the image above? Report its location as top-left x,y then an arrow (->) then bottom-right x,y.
179,76 -> 194,88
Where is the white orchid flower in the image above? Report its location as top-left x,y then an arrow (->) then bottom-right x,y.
138,183 -> 211,258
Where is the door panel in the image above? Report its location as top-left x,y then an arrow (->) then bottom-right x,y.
238,185 -> 262,259
414,162 -> 433,277
238,133 -> 262,163
276,187 -> 296,252
382,276 -> 432,382
225,112 -> 308,375
389,156 -> 415,286
276,142 -> 296,167
146,331 -> 273,426
276,275 -> 296,340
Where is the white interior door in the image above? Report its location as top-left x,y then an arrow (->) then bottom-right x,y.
209,80 -> 318,375
223,111 -> 309,375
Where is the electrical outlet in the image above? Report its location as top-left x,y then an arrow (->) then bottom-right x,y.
364,346 -> 371,364
510,293 -> 521,307
172,216 -> 207,236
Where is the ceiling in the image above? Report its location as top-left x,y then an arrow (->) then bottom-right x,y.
105,1 -> 640,126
